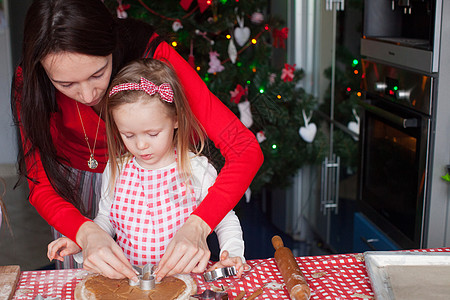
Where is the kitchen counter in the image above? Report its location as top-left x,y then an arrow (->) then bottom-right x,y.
12,247 -> 450,300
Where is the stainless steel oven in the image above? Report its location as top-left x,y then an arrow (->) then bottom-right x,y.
361,0 -> 442,73
358,59 -> 436,249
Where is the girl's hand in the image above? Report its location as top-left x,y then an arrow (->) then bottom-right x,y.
76,221 -> 138,282
47,237 -> 81,262
207,250 -> 250,278
154,215 -> 211,281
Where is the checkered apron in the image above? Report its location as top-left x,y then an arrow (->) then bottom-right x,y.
52,165 -> 102,270
110,158 -> 197,266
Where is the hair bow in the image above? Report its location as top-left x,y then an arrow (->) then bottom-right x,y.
109,77 -> 174,103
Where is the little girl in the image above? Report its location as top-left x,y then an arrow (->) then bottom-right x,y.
48,59 -> 247,278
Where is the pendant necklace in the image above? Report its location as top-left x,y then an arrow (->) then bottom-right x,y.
75,102 -> 102,170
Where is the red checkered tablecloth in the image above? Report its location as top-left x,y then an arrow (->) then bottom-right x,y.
12,248 -> 450,300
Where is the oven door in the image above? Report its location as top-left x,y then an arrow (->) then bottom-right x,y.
358,95 -> 430,249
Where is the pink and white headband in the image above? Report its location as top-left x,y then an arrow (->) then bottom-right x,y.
109,77 -> 174,103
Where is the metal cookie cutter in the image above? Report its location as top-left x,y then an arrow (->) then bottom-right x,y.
129,264 -> 156,290
34,296 -> 60,300
203,266 -> 236,282
192,289 -> 228,300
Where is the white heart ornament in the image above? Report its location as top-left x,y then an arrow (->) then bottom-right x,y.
234,26 -> 250,47
299,123 -> 317,143
347,121 -> 359,141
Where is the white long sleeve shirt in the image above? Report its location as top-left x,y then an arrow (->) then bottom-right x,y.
75,153 -> 245,264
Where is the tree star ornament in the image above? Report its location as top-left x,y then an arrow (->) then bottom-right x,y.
281,63 -> 296,82
234,15 -> 251,47
299,109 -> 317,143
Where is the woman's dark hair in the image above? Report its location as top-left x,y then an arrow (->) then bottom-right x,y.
11,0 -> 162,214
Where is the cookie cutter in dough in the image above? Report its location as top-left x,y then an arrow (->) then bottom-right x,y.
34,296 -> 60,300
192,289 -> 228,300
129,264 -> 156,290
203,266 -> 236,282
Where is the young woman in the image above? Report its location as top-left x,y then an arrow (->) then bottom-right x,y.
47,59 -> 249,279
11,0 -> 262,281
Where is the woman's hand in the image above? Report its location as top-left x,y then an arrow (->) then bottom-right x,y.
76,221 -> 138,281
47,237 -> 81,262
207,250 -> 249,278
154,215 -> 211,282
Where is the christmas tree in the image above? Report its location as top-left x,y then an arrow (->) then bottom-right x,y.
105,0 -> 327,193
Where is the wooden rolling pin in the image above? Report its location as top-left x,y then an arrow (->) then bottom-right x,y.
272,235 -> 311,300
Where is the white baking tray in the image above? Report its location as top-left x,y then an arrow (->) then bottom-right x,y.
364,251 -> 450,300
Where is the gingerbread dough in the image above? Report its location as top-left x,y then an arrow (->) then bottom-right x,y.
74,273 -> 197,300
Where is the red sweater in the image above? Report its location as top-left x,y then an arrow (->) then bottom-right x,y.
18,41 -> 264,242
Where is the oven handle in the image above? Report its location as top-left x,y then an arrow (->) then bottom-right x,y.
360,236 -> 379,251
358,101 -> 418,128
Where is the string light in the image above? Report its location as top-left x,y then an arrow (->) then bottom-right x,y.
196,66 -> 201,71
259,88 -> 265,93
171,41 -> 178,47
251,38 -> 257,44
206,0 -> 212,4
246,80 -> 251,85
277,94 -> 282,99
272,144 -> 277,149
357,92 -> 362,97
237,62 -> 242,67
220,0 -> 227,3
346,87 -> 351,92
352,59 -> 359,67
264,25 -> 269,30
354,70 -> 359,75
226,34 -> 231,39
252,67 -> 257,72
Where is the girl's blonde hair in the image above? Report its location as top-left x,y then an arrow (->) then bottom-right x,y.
105,58 -> 206,192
